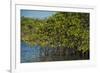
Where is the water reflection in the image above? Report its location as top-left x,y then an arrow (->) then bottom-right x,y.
21,42 -> 89,63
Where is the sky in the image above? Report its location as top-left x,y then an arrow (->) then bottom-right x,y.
21,10 -> 56,19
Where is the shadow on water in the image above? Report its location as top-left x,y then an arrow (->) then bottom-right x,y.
21,42 -> 89,63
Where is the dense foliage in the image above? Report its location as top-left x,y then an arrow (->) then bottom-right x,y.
21,12 -> 89,58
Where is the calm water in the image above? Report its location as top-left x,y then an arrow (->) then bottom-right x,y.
21,42 -> 42,63
21,42 -> 89,63
21,42 -> 67,63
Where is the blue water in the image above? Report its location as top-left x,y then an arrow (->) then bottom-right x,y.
21,42 -> 41,63
21,42 -> 67,63
21,42 -> 88,63
21,42 -> 63,63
